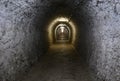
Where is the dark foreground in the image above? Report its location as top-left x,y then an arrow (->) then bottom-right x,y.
22,44 -> 93,81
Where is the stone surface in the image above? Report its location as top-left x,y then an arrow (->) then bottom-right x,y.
0,0 -> 47,81
83,0 -> 120,81
22,45 -> 93,81
0,0 -> 119,81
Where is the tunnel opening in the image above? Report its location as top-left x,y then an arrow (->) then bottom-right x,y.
47,17 -> 77,48
54,23 -> 71,43
46,17 -> 77,51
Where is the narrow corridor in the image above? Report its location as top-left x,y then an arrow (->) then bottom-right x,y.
0,0 -> 119,81
22,44 -> 93,81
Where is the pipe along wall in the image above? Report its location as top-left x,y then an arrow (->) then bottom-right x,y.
0,0 -> 120,81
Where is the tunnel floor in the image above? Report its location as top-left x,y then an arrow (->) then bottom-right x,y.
22,44 -> 93,81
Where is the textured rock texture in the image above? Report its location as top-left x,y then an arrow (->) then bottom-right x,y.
70,0 -> 120,81
22,45 -> 93,81
0,0 -> 119,81
84,0 -> 120,81
0,0 -> 48,81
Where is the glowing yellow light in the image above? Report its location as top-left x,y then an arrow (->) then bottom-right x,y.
57,17 -> 69,22
47,17 -> 77,45
61,27 -> 64,33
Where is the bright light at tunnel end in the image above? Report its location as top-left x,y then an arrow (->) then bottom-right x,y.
47,16 -> 77,46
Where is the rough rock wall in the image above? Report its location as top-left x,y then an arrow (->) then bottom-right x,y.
0,0 -> 119,81
0,0 -> 77,80
0,0 -> 48,81
84,0 -> 120,81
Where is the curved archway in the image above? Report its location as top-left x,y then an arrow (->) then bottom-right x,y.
54,23 -> 71,43
47,17 -> 77,45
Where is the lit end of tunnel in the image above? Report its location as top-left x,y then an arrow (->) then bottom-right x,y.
47,16 -> 77,48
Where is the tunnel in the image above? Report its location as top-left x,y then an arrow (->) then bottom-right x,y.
54,23 -> 71,43
0,0 -> 120,81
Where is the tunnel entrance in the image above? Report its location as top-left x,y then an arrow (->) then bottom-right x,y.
55,23 -> 71,43
47,17 -> 77,45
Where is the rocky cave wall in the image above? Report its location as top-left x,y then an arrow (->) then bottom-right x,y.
68,0 -> 120,81
0,0 -> 49,80
0,0 -> 119,81
80,0 -> 120,81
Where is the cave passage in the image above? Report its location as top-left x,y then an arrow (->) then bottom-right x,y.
55,23 -> 70,42
21,16 -> 93,81
0,0 -> 119,81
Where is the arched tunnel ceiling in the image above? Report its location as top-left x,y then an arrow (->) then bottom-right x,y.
47,17 -> 77,45
0,0 -> 120,81
55,23 -> 71,42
